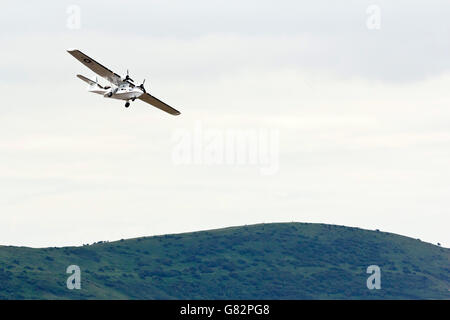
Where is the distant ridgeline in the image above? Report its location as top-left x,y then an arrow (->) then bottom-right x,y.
0,223 -> 449,299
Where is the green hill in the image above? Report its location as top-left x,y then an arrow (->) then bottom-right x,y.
0,223 -> 449,299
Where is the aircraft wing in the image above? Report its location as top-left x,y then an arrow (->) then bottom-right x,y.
138,93 -> 181,116
67,49 -> 130,87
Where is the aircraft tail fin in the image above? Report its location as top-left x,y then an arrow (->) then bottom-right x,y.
76,74 -> 104,89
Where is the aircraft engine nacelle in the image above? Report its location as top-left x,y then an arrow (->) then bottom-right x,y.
103,87 -> 116,97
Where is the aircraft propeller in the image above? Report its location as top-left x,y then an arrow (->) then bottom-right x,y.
138,79 -> 147,93
123,69 -> 134,83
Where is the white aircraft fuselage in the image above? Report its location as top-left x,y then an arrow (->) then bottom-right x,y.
88,83 -> 144,101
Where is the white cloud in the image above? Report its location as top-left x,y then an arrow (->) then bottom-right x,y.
1,1 -> 450,247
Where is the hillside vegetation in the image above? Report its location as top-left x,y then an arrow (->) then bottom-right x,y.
0,223 -> 449,299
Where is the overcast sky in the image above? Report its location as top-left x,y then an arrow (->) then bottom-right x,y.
1,0 -> 450,248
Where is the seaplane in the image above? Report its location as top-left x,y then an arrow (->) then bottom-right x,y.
67,49 -> 180,115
